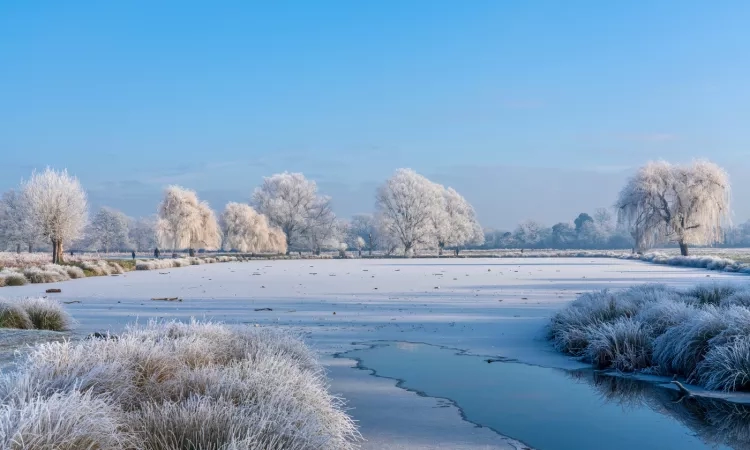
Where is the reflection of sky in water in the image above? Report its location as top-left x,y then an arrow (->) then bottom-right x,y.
346,342 -> 740,450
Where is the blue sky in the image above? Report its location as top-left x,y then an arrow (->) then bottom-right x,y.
2,1 -> 749,229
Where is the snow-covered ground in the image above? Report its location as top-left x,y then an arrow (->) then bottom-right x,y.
0,258 -> 742,449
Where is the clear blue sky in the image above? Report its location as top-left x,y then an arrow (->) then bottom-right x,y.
2,1 -> 749,228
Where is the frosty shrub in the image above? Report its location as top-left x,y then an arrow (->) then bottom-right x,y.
17,297 -> 74,331
0,270 -> 28,287
63,265 -> 85,279
0,390 -> 133,450
0,301 -> 33,329
549,283 -> 750,391
583,318 -> 653,371
0,320 -> 359,449
22,265 -> 70,283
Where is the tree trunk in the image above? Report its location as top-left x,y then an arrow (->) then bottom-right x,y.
438,243 -> 444,256
679,241 -> 689,256
16,243 -> 20,254
57,240 -> 64,264
51,239 -> 57,264
455,248 -> 460,256
28,243 -> 33,253
404,243 -> 413,258
368,233 -> 373,256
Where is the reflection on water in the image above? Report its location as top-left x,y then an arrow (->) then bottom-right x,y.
344,342 -> 745,450
575,372 -> 750,450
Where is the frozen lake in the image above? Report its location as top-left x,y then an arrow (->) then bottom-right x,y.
0,257 -> 746,449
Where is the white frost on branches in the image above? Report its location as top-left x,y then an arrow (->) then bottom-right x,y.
375,169 -> 443,256
252,172 -> 336,253
21,168 -> 88,263
156,186 -> 221,252
0,190 -> 40,253
129,217 -> 157,252
89,207 -> 130,253
432,187 -> 484,255
376,169 -> 483,256
616,160 -> 730,255
220,202 -> 287,254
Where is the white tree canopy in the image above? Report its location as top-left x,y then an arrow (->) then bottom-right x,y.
0,189 -> 40,252
89,207 -> 130,253
432,186 -> 484,254
157,186 -> 221,252
129,216 -> 158,252
21,168 -> 88,263
616,160 -> 730,255
375,168 -> 443,255
252,172 -> 335,252
220,202 -> 287,254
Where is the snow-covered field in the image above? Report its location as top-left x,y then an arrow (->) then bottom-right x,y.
0,258 -> 743,449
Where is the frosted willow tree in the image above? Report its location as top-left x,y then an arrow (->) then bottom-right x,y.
376,169 -> 442,256
0,189 -> 40,253
252,172 -> 335,253
89,207 -> 130,253
220,202 -> 287,253
431,186 -> 484,255
616,160 -> 730,256
22,168 -> 88,263
156,186 -> 220,254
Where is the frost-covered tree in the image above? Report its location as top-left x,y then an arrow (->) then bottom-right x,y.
21,168 -> 88,263
88,207 -> 130,253
349,214 -> 380,256
157,186 -> 220,253
191,202 -> 222,252
0,189 -> 40,253
594,207 -> 614,233
220,202 -> 286,254
551,222 -> 575,247
513,220 -> 548,248
252,172 -> 335,253
431,186 -> 484,255
616,160 -> 730,256
574,213 -> 594,234
376,169 -> 443,256
129,216 -> 157,252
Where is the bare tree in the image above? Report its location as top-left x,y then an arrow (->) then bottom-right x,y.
252,172 -> 335,253
616,160 -> 730,256
376,169 -> 442,256
22,168 -> 88,263
89,207 -> 130,253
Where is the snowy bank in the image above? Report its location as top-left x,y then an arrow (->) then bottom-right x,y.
0,320 -> 359,449
549,284 -> 750,391
618,252 -> 750,273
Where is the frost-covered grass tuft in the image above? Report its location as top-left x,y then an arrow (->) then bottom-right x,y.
0,270 -> 28,287
0,301 -> 33,329
550,282 -> 750,392
16,297 -> 74,331
22,265 -> 70,283
0,390 -> 133,450
0,320 -> 359,449
583,318 -> 653,371
63,265 -> 86,279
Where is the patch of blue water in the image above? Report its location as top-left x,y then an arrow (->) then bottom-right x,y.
344,342 -> 740,450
